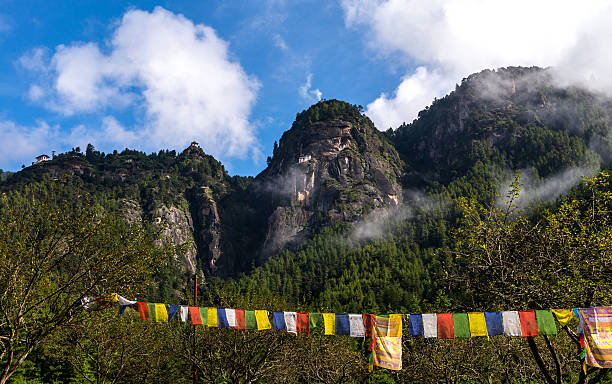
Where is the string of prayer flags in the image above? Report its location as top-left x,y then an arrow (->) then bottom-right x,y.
422,313 -> 437,338
255,310 -> 272,330
580,307 -> 612,368
552,309 -> 573,326
245,310 -> 257,330
273,312 -> 285,330
323,313 -> 335,335
535,310 -> 557,336
372,315 -> 402,371
349,314 -> 365,337
485,312 -> 503,336
409,314 -> 423,336
297,312 -> 310,333
284,311 -> 297,334
502,311 -> 522,336
519,310 -> 539,337
335,314 -> 350,336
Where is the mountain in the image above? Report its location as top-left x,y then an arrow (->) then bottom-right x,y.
2,66 -> 612,304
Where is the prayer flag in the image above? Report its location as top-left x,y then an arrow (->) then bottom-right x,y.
154,303 -> 168,322
189,306 -> 202,325
423,314 -> 437,338
453,313 -> 470,339
168,305 -> 180,322
580,307 -> 612,368
519,311 -> 539,337
235,309 -> 245,330
335,314 -> 350,336
297,312 -> 310,333
148,303 -> 156,321
199,307 -> 208,326
310,313 -> 324,332
217,308 -> 229,328
284,312 -> 297,334
575,308 -> 584,335
552,309 -> 573,326
484,312 -> 503,336
116,294 -> 137,306
273,311 -> 285,330
502,311 -> 522,336
349,314 -> 365,337
208,307 -> 218,327
255,310 -> 271,330
118,305 -> 128,316
437,313 -> 454,339
468,312 -> 488,337
363,314 -> 374,337
180,306 -> 189,323
226,309 -> 236,328
245,310 -> 257,330
535,310 -> 557,336
323,313 -> 335,335
373,315 -> 402,371
409,314 -> 423,336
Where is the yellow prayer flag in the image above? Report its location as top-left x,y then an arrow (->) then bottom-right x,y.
106,293 -> 119,302
552,309 -> 574,326
208,307 -> 218,327
255,310 -> 271,330
323,313 -> 335,335
388,314 -> 402,337
468,312 -> 488,337
154,303 -> 168,322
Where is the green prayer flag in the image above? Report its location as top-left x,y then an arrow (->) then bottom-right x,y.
147,303 -> 156,322
309,312 -> 324,332
199,307 -> 208,326
453,313 -> 470,338
535,310 -> 557,335
245,310 -> 257,330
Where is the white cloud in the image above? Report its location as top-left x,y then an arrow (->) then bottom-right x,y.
341,0 -> 612,130
0,120 -> 57,164
299,73 -> 322,104
23,7 -> 260,160
273,33 -> 289,51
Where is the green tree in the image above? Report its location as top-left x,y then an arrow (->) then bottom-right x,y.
0,181 -> 168,384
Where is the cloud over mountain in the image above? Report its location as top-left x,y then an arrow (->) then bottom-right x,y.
22,6 -> 260,161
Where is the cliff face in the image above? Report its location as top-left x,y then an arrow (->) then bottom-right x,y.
250,100 -> 405,260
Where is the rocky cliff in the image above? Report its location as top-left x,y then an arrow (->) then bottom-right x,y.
250,100 -> 406,260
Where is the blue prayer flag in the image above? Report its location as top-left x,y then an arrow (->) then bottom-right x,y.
168,305 -> 180,322
335,313 -> 350,335
484,312 -> 503,336
273,311 -> 285,330
409,314 -> 423,336
118,305 -> 128,316
217,308 -> 229,328
573,308 -> 583,335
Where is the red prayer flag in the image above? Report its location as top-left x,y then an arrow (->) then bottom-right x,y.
297,312 -> 310,333
189,306 -> 202,325
437,313 -> 454,339
519,310 -> 539,337
137,302 -> 150,320
363,314 -> 374,337
235,309 -> 245,330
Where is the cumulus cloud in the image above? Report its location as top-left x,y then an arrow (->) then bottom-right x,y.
0,120 -> 57,165
23,7 -> 260,160
341,0 -> 612,129
299,73 -> 322,104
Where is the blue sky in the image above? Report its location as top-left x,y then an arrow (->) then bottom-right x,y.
1,0 -> 611,175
